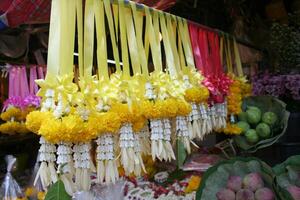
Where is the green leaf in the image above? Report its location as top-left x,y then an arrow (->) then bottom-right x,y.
176,139 -> 186,168
45,180 -> 71,200
273,155 -> 300,199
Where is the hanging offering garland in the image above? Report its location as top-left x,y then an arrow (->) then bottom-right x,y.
0,65 -> 41,135
216,36 -> 252,135
24,0 -> 233,195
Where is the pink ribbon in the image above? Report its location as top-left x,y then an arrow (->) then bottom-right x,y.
20,66 -> 29,98
29,66 -> 38,95
37,65 -> 45,79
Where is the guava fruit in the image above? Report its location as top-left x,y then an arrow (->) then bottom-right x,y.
255,187 -> 275,200
247,106 -> 262,116
256,123 -> 271,138
238,112 -> 248,122
287,165 -> 300,187
237,121 -> 250,134
226,175 -> 242,192
242,172 -> 264,191
236,189 -> 254,200
246,108 -> 261,125
262,112 -> 278,126
287,185 -> 300,200
216,188 -> 235,200
245,129 -> 259,143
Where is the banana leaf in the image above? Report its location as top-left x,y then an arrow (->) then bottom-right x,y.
273,155 -> 300,200
196,157 -> 278,200
45,180 -> 71,200
234,96 -> 290,153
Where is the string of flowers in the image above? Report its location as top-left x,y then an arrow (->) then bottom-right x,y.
0,95 -> 40,135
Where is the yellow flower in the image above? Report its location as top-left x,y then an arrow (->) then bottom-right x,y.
110,102 -> 134,124
38,116 -> 62,143
227,79 -> 242,115
61,114 -> 84,142
176,100 -> 192,116
160,98 -> 178,118
184,87 -> 209,103
15,197 -> 27,200
98,112 -> 121,134
25,187 -> 35,197
26,111 -> 52,134
0,121 -> 20,134
218,123 -> 242,135
18,123 -> 29,134
141,100 -> 162,119
0,107 -> 22,121
185,175 -> 201,193
37,191 -> 46,200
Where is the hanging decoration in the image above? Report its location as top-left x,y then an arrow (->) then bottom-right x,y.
22,0 -> 253,196
0,65 -> 42,135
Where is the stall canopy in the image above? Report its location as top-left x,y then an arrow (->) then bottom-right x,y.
0,0 -> 176,29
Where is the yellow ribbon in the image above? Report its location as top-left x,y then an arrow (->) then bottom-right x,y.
46,0 -> 61,81
94,0 -> 109,80
124,4 -> 141,75
233,38 -> 244,77
225,37 -> 233,74
145,8 -> 162,72
160,13 -> 177,78
178,18 -> 195,68
131,3 -> 149,77
59,0 -> 76,76
76,0 -> 84,77
166,15 -> 181,75
104,0 -> 121,73
119,2 -> 130,78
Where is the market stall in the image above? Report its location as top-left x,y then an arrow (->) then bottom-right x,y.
0,0 -> 299,200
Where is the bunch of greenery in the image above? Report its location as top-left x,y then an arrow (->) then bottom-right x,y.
270,12 -> 300,72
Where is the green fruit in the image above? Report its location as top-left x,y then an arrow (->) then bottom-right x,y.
262,112 -> 277,126
256,123 -> 271,138
245,129 -> 259,143
246,109 -> 261,125
238,112 -> 248,122
237,121 -> 250,134
247,106 -> 262,116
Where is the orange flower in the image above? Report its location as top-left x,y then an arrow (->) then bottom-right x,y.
185,175 -> 202,193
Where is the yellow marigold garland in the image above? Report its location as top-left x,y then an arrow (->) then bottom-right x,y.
0,107 -> 22,121
25,111 -> 52,133
92,112 -> 121,135
184,87 -> 209,104
227,79 -> 242,115
217,123 -> 242,135
0,121 -> 29,134
176,100 -> 192,116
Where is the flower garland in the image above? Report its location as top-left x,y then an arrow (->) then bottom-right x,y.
0,96 -> 40,135
217,74 -> 251,135
217,122 -> 242,135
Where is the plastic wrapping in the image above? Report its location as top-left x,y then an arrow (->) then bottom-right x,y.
72,191 -> 100,200
0,155 -> 24,200
182,154 -> 223,172
91,181 -> 125,200
31,153 -> 44,192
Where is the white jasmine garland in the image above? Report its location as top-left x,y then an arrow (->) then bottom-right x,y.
119,123 -> 136,175
176,116 -> 191,154
96,134 -> 119,184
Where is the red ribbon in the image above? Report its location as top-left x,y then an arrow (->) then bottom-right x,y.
188,23 -> 203,72
189,22 -> 230,103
